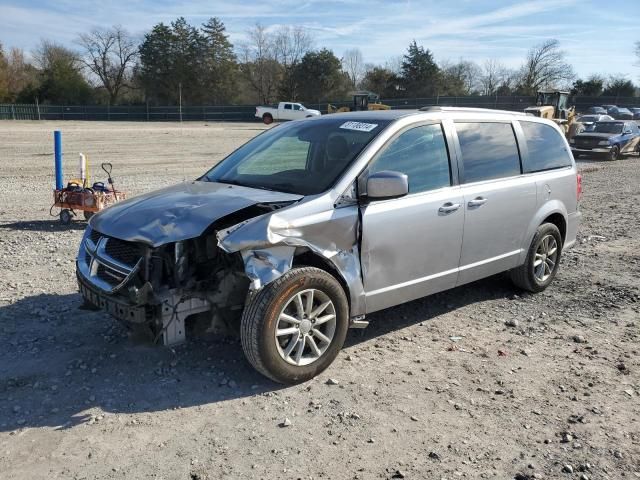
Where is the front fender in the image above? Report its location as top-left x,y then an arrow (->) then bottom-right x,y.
217,205 -> 366,317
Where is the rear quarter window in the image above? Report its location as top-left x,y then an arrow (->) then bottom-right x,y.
520,121 -> 572,173
456,122 -> 521,183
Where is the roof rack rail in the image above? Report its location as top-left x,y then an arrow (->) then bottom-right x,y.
419,106 -> 526,116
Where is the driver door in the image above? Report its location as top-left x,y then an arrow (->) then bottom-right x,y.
360,123 -> 464,313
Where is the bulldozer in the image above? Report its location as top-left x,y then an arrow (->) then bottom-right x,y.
524,90 -> 576,136
328,91 -> 391,114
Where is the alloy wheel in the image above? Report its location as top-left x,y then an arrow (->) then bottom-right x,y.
533,234 -> 558,282
274,288 -> 337,366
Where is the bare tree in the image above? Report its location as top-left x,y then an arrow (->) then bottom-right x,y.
517,39 -> 574,95
77,26 -> 137,104
480,59 -> 506,96
385,55 -> 404,75
6,47 -> 37,99
33,40 -> 81,71
342,48 -> 364,89
635,41 -> 640,68
273,26 -> 313,99
274,26 -> 313,68
442,59 -> 481,95
239,24 -> 282,104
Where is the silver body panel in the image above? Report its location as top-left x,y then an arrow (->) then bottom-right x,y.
78,109 -> 581,324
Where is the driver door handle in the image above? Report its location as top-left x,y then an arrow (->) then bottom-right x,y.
467,197 -> 488,207
438,202 -> 461,214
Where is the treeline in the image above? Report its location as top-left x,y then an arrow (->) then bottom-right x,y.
1,18 -> 638,106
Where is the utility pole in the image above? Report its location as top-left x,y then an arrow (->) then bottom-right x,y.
179,83 -> 183,123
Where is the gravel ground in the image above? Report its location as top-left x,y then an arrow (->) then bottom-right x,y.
0,121 -> 638,480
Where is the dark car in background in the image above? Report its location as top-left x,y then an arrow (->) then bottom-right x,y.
568,114 -> 614,139
629,107 -> 640,120
571,121 -> 640,160
586,106 -> 608,115
609,107 -> 634,120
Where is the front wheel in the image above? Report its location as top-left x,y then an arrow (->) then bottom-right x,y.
609,145 -> 620,161
240,267 -> 349,384
510,223 -> 562,293
262,113 -> 273,125
59,209 -> 73,225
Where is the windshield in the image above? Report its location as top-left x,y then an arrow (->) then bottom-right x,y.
202,117 -> 391,195
593,122 -> 623,134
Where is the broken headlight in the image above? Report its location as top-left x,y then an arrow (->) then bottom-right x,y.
175,241 -> 188,283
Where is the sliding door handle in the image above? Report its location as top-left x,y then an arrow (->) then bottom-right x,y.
467,197 -> 488,207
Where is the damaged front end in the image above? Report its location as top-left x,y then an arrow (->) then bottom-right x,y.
77,224 -> 251,345
76,187 -> 302,345
77,180 -> 367,346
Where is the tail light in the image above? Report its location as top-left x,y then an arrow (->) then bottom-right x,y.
576,173 -> 582,201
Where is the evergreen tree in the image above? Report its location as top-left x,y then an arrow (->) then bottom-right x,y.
292,49 -> 350,102
201,17 -> 237,104
139,17 -> 238,105
400,41 -> 440,97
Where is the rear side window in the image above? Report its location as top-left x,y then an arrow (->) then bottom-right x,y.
284,104 -> 292,110
520,121 -> 572,172
456,122 -> 521,183
369,124 -> 451,194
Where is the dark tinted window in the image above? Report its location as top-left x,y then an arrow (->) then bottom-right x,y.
594,122 -> 623,134
284,104 -> 292,110
456,122 -> 520,183
520,121 -> 572,173
370,124 -> 451,194
203,117 -> 390,195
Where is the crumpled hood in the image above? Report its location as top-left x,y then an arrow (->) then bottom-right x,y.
90,181 -> 302,247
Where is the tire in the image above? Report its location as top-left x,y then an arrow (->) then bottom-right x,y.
510,223 -> 562,293
262,113 -> 273,125
609,145 -> 620,161
240,267 -> 349,384
59,209 -> 72,225
83,211 -> 94,221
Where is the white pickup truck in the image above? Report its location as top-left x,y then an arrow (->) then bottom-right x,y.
255,102 -> 321,124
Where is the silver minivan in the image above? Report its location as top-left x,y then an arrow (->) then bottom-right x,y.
77,108 -> 582,384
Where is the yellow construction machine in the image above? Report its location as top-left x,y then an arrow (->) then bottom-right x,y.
328,91 -> 391,114
525,90 -> 576,136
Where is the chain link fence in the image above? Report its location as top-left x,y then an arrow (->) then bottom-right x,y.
1,96 -> 639,122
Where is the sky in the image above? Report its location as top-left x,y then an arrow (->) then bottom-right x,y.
1,0 -> 638,80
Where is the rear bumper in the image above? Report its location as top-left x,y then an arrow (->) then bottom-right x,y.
564,211 -> 582,249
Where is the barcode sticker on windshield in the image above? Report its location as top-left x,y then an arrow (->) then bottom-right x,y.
339,121 -> 378,132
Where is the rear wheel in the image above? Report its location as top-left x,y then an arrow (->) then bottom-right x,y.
240,267 -> 349,384
510,223 -> 562,293
83,211 -> 94,221
262,113 -> 273,125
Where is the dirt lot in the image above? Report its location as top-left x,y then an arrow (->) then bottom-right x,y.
0,121 -> 638,480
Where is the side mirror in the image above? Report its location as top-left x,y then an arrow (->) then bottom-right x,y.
623,130 -> 632,135
364,170 -> 409,200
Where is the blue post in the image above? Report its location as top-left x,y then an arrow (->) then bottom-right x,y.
54,130 -> 63,190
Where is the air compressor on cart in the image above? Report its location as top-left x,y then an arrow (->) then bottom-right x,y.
50,130 -> 126,225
